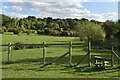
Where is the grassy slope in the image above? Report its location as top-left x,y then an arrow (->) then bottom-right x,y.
1,32 -> 120,78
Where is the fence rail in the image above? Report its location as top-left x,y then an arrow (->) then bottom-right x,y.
1,43 -> 84,47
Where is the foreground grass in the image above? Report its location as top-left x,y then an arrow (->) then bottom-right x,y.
1,33 -> 120,78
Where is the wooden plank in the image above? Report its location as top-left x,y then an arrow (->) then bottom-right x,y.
43,41 -> 46,64
46,52 -> 69,65
91,49 -> 111,52
111,46 -> 114,67
8,42 -> 11,63
102,58 -> 105,67
75,53 -> 89,66
69,41 -> 72,65
88,41 -> 91,67
112,50 -> 120,60
1,42 -> 83,46
94,56 -> 104,59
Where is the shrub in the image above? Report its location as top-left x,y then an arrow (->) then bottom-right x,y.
13,43 -> 25,50
74,31 -> 79,37
26,30 -> 30,35
44,29 -> 50,35
31,30 -> 36,33
8,28 -> 13,32
37,30 -> 43,35
13,28 -> 20,34
49,30 -> 60,36
0,28 -> 4,34
69,31 -> 74,37
23,30 -> 27,33
20,26 -> 26,32
2,26 -> 7,32
60,31 -> 70,37
13,43 -> 40,50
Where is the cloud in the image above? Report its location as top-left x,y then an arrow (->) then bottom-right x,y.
1,0 -> 119,2
86,12 -> 118,22
3,6 -> 8,9
105,13 -> 118,18
4,0 -> 89,2
11,5 -> 22,11
5,12 -> 28,18
2,2 -> 118,22
21,2 -> 89,18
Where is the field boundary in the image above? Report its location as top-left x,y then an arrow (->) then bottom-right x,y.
1,41 -> 120,67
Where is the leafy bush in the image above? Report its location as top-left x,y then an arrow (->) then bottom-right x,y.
31,30 -> 36,33
37,30 -> 44,35
26,30 -> 30,35
13,43 -> 25,50
13,43 -> 41,50
44,29 -> 50,35
8,28 -> 13,32
23,30 -> 27,33
0,28 -> 4,34
60,31 -> 70,37
69,31 -> 77,37
2,26 -> 7,32
13,28 -> 20,34
49,30 -> 60,36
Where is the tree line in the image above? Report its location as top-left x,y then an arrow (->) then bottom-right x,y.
1,14 -> 102,36
0,14 -> 120,49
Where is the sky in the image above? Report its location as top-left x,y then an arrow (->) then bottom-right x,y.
0,0 -> 119,22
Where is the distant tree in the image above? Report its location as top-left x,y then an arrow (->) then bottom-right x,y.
27,16 -> 36,21
47,22 -> 59,29
66,18 -> 76,29
13,27 -> 20,34
2,14 -> 11,28
102,20 -> 118,42
60,31 -> 70,37
80,18 -> 89,22
46,17 -> 53,24
77,22 -> 105,42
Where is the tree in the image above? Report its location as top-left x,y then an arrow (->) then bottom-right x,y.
46,17 -> 52,24
77,22 -> 105,42
102,20 -> 120,48
76,21 -> 105,66
47,22 -> 59,29
27,16 -> 36,21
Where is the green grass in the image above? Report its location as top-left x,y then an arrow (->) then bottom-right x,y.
1,32 -> 120,78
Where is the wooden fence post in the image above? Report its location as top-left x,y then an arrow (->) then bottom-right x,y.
111,45 -> 114,67
69,41 -> 72,65
43,41 -> 46,64
8,42 -> 11,63
88,41 -> 91,67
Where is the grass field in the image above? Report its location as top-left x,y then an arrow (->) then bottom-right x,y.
1,32 -> 120,78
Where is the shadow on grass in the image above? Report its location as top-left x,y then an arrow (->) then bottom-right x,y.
2,54 -> 120,74
59,65 -> 120,78
2,54 -> 118,66
2,55 -> 88,65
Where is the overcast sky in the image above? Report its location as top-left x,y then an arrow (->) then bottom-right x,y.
1,0 -> 119,22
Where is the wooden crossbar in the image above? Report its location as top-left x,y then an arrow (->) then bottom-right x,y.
112,51 -> 120,60
46,52 -> 69,65
74,53 -> 89,66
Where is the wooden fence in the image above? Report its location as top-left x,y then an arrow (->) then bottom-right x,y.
2,41 -> 82,65
1,41 -> 120,67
